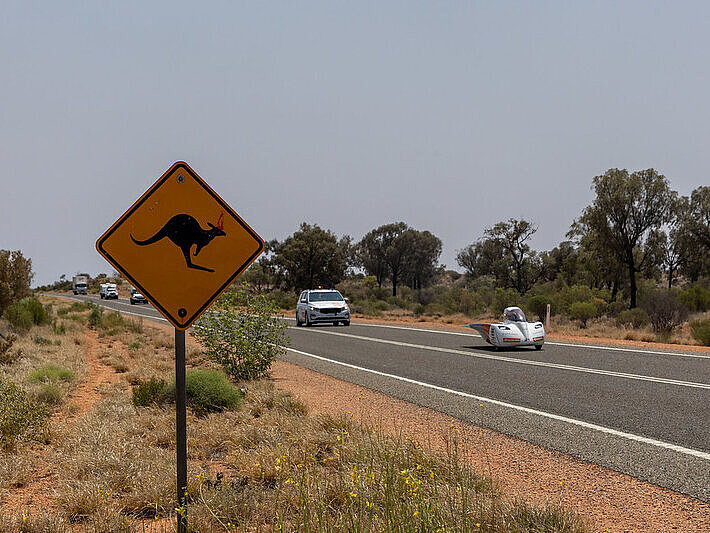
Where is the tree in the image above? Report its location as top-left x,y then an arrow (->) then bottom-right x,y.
484,219 -> 538,294
400,230 -> 443,291
273,223 -> 350,290
0,250 -> 34,315
569,169 -> 677,308
355,223 -> 408,288
684,186 -> 710,248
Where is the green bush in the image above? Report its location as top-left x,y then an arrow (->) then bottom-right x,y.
70,301 -> 88,312
690,319 -> 710,346
33,335 -> 53,346
267,290 -> 298,310
192,288 -> 289,381
87,304 -> 103,328
641,291 -> 689,334
552,284 -> 609,315
3,302 -> 33,332
679,286 -> 710,312
23,297 -> 49,325
0,378 -> 48,450
606,300 -> 627,317
132,377 -> 171,407
184,369 -> 243,415
28,364 -> 75,383
34,383 -> 63,407
617,308 -> 651,328
132,371 -> 243,415
52,320 -> 67,335
491,288 -> 520,316
525,295 -> 552,322
569,301 -> 597,328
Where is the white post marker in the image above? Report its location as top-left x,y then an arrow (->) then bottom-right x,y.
546,303 -> 551,333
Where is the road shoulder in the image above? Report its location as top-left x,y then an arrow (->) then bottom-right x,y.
271,358 -> 710,532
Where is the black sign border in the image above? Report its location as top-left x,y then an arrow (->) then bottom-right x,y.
96,162 -> 264,329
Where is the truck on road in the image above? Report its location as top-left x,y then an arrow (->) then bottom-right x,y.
72,275 -> 88,295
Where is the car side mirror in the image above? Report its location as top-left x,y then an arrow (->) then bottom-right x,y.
344,298 -> 349,302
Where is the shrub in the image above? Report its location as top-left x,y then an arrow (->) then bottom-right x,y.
3,302 -> 33,332
0,378 -> 48,450
641,291 -> 689,334
617,308 -> 651,328
87,304 -> 103,328
569,301 -> 596,328
184,369 -> 243,415
526,295 -> 552,322
606,300 -> 627,317
33,335 -> 53,346
552,284 -> 609,315
690,319 -> 710,346
491,288 -> 520,316
28,364 -> 75,383
132,377 -> 171,407
34,383 -> 63,407
70,301 -> 88,312
23,297 -> 49,325
266,289 -> 298,310
678,286 -> 710,312
52,320 -> 67,335
192,288 -> 289,381
0,334 -> 18,364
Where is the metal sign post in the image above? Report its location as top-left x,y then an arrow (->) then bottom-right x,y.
96,161 -> 264,532
175,329 -> 187,533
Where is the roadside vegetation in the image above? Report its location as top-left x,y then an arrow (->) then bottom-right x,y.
0,295 -> 590,531
233,176 -> 710,347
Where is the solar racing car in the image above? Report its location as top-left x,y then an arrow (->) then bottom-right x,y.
466,306 -> 545,350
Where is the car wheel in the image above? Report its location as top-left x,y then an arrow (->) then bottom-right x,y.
305,314 -> 312,327
535,344 -> 542,351
343,320 -> 350,326
130,300 -> 135,305
296,313 -> 302,327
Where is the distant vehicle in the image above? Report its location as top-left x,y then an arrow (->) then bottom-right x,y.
296,289 -> 350,327
129,286 -> 148,305
466,306 -> 544,350
100,283 -> 118,300
72,275 -> 88,295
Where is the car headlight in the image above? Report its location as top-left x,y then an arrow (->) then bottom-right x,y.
498,326 -> 510,330
309,306 -> 317,311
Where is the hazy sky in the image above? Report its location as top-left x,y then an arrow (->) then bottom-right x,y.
2,2 -> 709,286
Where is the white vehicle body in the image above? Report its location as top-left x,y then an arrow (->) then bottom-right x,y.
466,307 -> 545,350
100,283 -> 118,300
296,289 -> 350,326
72,275 -> 88,295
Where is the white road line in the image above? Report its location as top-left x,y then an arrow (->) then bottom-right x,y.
284,317 -> 710,360
285,346 -> 710,461
294,328 -> 710,390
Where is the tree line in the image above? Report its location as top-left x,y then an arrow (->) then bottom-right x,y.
245,169 -> 709,310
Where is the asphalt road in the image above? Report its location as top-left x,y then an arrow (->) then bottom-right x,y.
58,293 -> 710,502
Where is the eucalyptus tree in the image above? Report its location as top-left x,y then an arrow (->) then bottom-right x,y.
569,168 -> 677,308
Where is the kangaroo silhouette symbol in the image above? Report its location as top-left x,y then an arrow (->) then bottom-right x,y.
131,213 -> 226,272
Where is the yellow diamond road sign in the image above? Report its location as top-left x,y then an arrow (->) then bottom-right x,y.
96,161 -> 264,329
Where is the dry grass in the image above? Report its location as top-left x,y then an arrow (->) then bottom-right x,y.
0,297 -> 590,532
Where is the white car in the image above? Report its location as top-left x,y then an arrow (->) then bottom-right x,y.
296,289 -> 350,327
466,307 -> 544,350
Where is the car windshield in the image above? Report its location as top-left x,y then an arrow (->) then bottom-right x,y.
309,291 -> 344,302
505,309 -> 526,322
